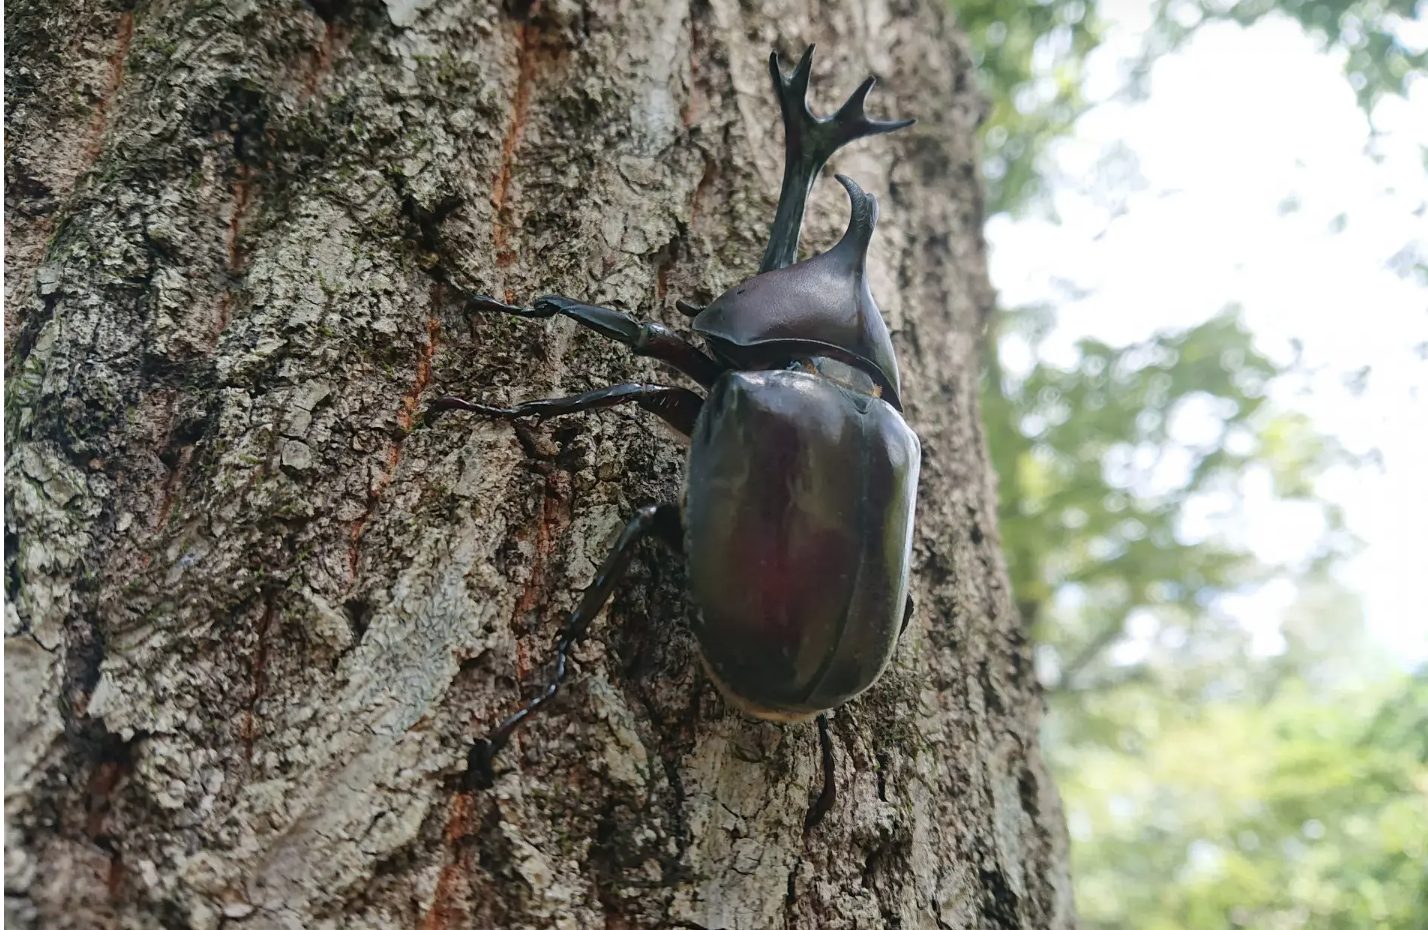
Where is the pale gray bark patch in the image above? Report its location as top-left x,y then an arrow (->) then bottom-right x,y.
5,0 -> 1073,928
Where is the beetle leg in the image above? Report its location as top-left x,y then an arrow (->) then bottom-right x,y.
469,294 -> 723,387
759,46 -> 914,274
429,383 -> 703,437
466,503 -> 684,789
803,712 -> 837,831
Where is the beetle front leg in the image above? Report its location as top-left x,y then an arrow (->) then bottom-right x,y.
429,382 -> 704,437
470,294 -> 723,387
466,502 -> 684,789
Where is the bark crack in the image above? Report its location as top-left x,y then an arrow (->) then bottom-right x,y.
213,87 -> 268,346
346,313 -> 442,580
240,593 -> 280,765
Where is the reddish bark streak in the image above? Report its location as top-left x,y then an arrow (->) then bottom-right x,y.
106,851 -> 126,898
492,19 -> 540,269
301,20 -> 340,102
688,156 -> 716,228
240,597 -> 279,764
154,445 -> 194,532
228,167 -> 252,274
510,490 -> 552,620
86,760 -> 127,840
398,316 -> 442,432
6,10 -> 134,351
84,11 -> 134,162
419,792 -> 474,930
9,10 -> 136,350
682,15 -> 702,129
347,316 -> 442,578
87,756 -> 131,900
213,162 -> 255,344
654,253 -> 672,303
509,468 -> 572,687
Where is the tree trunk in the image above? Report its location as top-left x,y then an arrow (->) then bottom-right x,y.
5,1 -> 1073,927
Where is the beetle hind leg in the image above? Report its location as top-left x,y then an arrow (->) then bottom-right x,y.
465,503 -> 684,790
803,712 -> 838,830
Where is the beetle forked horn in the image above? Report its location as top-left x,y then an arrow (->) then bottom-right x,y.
758,45 -> 912,275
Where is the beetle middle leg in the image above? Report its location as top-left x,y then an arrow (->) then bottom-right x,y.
466,502 -> 684,789
430,382 -> 704,437
469,294 -> 723,387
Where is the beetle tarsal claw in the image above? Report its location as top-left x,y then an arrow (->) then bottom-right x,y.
467,294 -> 563,319
464,738 -> 498,791
468,294 -> 518,314
426,395 -> 509,420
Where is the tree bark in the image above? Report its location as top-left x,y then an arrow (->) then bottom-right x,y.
5,1 -> 1073,927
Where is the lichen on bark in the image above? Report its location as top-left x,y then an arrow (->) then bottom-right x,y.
5,1 -> 1073,928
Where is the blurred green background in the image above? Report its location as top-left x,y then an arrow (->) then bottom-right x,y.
952,0 -> 1428,927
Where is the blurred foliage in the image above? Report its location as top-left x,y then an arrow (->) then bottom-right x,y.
1060,670 -> 1428,930
954,0 -> 1103,215
983,306 -> 1354,695
983,295 -> 1428,929
956,0 -> 1427,215
957,0 -> 1427,927
1138,0 -> 1428,113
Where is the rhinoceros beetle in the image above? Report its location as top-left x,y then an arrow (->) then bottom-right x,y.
433,47 -> 919,799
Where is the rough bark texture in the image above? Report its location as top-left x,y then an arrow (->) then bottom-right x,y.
5,1 -> 1073,927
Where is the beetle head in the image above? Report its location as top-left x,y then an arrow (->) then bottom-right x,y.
693,175 -> 902,408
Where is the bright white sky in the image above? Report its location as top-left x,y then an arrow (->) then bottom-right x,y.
986,11 -> 1428,666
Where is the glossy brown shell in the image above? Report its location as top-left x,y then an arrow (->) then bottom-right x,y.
683,369 -> 920,719
692,176 -> 904,408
